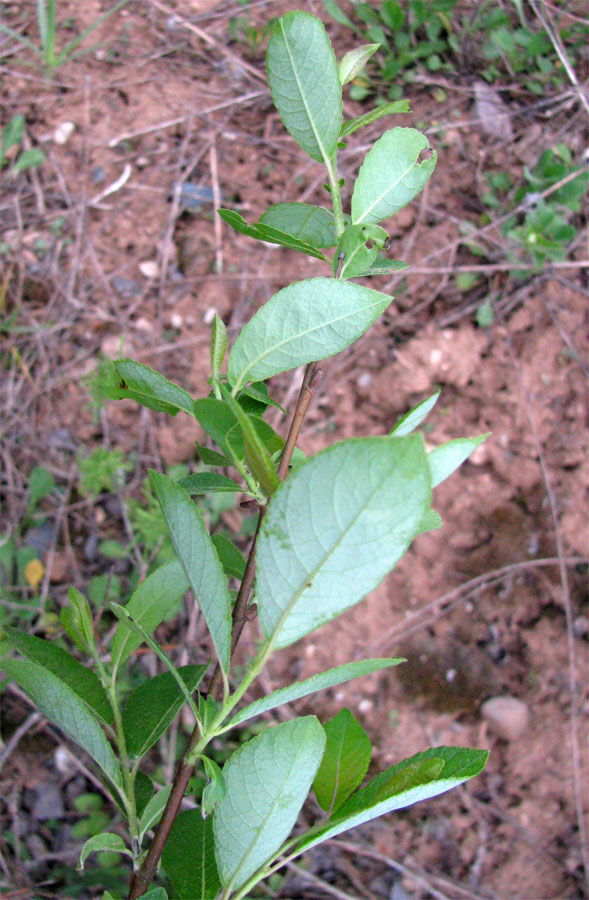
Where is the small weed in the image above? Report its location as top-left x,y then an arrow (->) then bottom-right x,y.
77,447 -> 132,498
0,0 -> 132,74
0,115 -> 45,176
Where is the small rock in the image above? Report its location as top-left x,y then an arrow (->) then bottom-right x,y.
32,780 -> 64,820
53,121 -> 75,145
134,316 -> 155,333
481,696 -> 529,741
203,307 -> 217,325
83,534 -> 99,563
573,616 -> 588,638
170,312 -> 183,330
111,275 -> 142,298
91,165 -> 106,185
139,260 -> 159,279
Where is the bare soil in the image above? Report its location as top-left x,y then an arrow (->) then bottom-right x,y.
1,2 -> 587,899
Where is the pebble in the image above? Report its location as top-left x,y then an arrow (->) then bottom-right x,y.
111,275 -> 143,298
481,695 -> 529,741
100,334 -> 134,359
25,520 -> 56,555
53,121 -> 75,145
139,260 -> 159,279
573,616 -> 588,638
91,165 -> 106,185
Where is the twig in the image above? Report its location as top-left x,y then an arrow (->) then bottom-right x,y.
368,556 -> 588,652
106,90 -> 267,148
0,712 -> 42,771
277,363 -> 323,480
529,0 -> 589,118
148,0 -> 267,84
210,140 -> 223,275
284,861 -> 367,900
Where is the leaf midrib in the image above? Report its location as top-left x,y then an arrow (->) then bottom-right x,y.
280,18 -> 330,166
264,443 -> 427,648
354,158 -> 421,224
233,293 -> 387,389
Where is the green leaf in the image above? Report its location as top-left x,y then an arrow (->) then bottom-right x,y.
178,473 -> 243,495
139,785 -> 173,843
357,256 -> 409,276
162,809 -> 221,900
323,0 -> 356,29
340,100 -> 410,139
266,12 -> 342,164
256,435 -> 430,649
1,658 -> 122,788
225,417 -> 285,461
3,626 -> 112,725
211,534 -> 246,581
351,128 -> 437,225
259,203 -> 338,248
12,148 -> 45,173
214,717 -> 326,890
67,585 -> 96,651
391,391 -> 440,436
149,472 -> 232,672
219,209 -> 328,261
202,756 -> 226,817
60,606 -> 87,653
228,278 -> 393,391
78,833 -> 132,870
334,224 -> 388,279
416,507 -> 443,535
339,43 -> 380,86
105,360 -> 196,417
1,114 -> 24,165
220,385 -> 280,497
122,665 -> 207,758
143,889 -> 168,900
194,398 -> 236,454
196,444 -> 233,467
210,313 -> 228,380
313,709 -> 371,813
111,559 -> 190,668
227,658 -> 404,728
27,465 -> 55,510
296,746 -> 489,855
135,771 -> 155,819
427,434 -> 489,487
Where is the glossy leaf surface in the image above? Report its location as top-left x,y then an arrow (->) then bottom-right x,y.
79,833 -> 131,870
338,43 -> 380,86
109,360 -> 196,417
313,708 -> 371,813
179,473 -> 242,495
150,472 -> 232,671
122,664 -> 207,758
214,717 -> 325,889
266,12 -> 342,164
228,278 -> 393,391
260,203 -> 338,247
427,434 -> 489,487
297,746 -> 489,854
256,435 -> 430,648
3,626 -> 112,724
111,559 -> 189,667
352,128 -> 437,225
219,209 -> 327,260
391,391 -> 440,436
340,100 -> 410,138
227,658 -> 403,728
162,809 -> 221,900
1,658 -> 122,787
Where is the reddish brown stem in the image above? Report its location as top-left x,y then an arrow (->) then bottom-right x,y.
128,362 -> 322,899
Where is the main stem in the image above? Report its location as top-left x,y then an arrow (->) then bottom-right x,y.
128,363 -> 322,899
130,153 -> 345,900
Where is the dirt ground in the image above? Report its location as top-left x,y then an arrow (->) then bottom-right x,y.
1,1 -> 588,899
